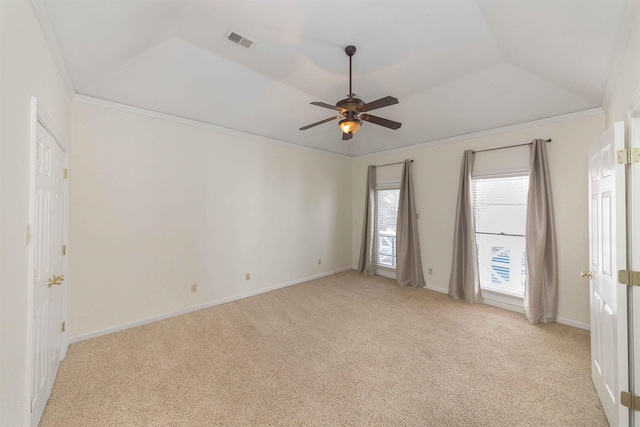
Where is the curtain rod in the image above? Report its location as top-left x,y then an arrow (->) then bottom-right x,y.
374,160 -> 413,168
473,139 -> 551,154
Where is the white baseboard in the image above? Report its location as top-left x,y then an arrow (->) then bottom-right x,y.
424,283 -> 448,294
422,283 -> 590,331
555,317 -> 590,330
70,266 -> 352,344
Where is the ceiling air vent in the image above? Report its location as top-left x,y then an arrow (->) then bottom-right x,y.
226,30 -> 254,49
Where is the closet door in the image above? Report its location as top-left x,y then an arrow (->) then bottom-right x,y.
31,122 -> 66,427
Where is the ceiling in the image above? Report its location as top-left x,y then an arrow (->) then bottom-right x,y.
41,0 -> 632,156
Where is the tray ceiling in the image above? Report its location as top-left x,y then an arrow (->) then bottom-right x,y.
41,0 -> 631,156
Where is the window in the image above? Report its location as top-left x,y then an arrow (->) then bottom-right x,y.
472,175 -> 529,297
376,188 -> 400,269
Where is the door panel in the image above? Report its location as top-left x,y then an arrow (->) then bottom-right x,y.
589,122 -> 628,427
31,122 -> 66,427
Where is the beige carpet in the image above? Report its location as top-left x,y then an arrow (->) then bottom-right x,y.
40,270 -> 607,426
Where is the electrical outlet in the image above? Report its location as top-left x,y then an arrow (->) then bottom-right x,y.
318,259 -> 322,265
428,268 -> 433,275
245,273 -> 250,281
191,283 -> 197,292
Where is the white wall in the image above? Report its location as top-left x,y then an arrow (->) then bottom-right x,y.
68,100 -> 352,338
352,113 -> 605,328
0,1 -> 73,425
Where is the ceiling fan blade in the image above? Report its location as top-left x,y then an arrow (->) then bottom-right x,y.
310,102 -> 346,114
342,132 -> 353,141
361,114 -> 402,130
359,96 -> 399,112
299,116 -> 340,131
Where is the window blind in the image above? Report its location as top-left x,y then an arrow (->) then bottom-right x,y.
472,175 -> 529,236
376,189 -> 400,268
472,175 -> 529,296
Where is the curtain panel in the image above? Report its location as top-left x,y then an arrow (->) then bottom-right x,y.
448,150 -> 483,303
396,160 -> 426,287
358,165 -> 376,275
524,139 -> 558,324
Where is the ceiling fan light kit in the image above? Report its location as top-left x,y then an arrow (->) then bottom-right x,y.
339,118 -> 362,134
300,45 -> 401,140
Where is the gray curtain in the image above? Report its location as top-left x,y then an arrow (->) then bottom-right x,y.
524,139 -> 558,324
448,150 -> 483,303
358,165 -> 376,275
396,160 -> 425,287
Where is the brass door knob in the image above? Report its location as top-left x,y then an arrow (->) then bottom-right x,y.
581,271 -> 593,279
48,275 -> 64,287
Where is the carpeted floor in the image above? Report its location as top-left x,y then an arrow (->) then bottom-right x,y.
40,270 -> 607,426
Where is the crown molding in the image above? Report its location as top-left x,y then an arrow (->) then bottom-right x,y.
74,95 -> 351,159
31,0 -> 76,100
34,97 -> 68,152
76,94 -> 603,160
353,107 -> 604,159
601,0 -> 639,112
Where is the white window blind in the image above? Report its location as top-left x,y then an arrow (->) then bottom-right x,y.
472,175 -> 529,296
376,189 -> 400,268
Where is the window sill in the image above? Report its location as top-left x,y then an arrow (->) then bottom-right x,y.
375,266 -> 396,280
481,288 -> 524,314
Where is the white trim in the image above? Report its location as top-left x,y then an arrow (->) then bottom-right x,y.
354,108 -> 604,159
73,95 -> 351,159
375,268 -> 396,280
69,267 -> 352,344
25,98 -> 38,427
36,104 -> 68,153
30,0 -> 76,100
601,0 -> 639,111
424,283 -> 447,294
482,290 -> 524,314
555,317 -> 590,331
422,282 -> 589,330
74,99 -> 602,161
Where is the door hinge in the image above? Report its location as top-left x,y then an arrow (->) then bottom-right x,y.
622,391 -> 640,411
30,398 -> 33,413
617,148 -> 640,164
33,269 -> 36,285
62,245 -> 67,256
63,168 -> 68,179
619,270 -> 640,286
26,224 -> 32,244
61,321 -> 66,332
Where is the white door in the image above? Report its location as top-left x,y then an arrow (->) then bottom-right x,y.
31,122 -> 66,426
589,121 -> 628,427
629,91 -> 640,427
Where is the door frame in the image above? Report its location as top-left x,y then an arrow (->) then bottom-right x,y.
26,97 -> 69,425
629,84 -> 640,427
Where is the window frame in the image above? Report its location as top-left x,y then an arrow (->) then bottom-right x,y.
374,181 -> 400,277
472,172 -> 529,299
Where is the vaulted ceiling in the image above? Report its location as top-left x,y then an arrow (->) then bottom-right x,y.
41,0 -> 632,156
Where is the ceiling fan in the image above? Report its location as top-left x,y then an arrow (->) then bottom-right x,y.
300,45 -> 402,140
